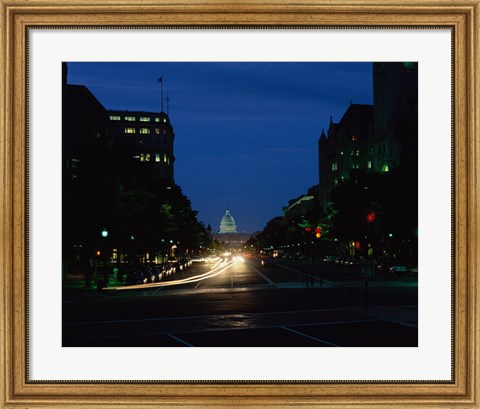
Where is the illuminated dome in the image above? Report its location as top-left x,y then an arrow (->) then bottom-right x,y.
219,209 -> 237,234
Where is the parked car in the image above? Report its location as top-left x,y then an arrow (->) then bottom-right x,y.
323,255 -> 338,263
389,265 -> 409,274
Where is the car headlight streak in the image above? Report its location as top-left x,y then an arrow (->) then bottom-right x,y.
106,258 -> 239,291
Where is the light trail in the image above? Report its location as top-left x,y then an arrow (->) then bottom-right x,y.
104,258 -> 238,291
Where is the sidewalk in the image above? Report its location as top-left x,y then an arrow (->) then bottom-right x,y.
62,274 -> 125,299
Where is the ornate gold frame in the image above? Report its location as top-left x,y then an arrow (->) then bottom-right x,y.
1,0 -> 478,407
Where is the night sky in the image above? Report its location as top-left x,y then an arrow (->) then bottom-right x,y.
67,62 -> 373,233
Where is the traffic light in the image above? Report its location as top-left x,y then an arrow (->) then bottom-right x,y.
315,226 -> 321,238
366,211 -> 376,223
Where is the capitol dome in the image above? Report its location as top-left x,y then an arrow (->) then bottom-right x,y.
218,209 -> 237,234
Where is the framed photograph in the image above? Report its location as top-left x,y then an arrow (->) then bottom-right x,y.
1,0 -> 478,407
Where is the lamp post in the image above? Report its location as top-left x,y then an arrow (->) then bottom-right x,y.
101,227 -> 109,287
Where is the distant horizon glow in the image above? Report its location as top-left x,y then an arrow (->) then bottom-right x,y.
67,62 -> 373,232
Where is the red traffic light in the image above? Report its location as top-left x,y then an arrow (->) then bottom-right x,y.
366,211 -> 376,223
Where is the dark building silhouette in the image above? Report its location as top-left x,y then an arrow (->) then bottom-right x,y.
63,62 -> 176,184
106,110 -> 175,181
63,64 -> 107,183
318,103 -> 374,211
62,62 -> 177,278
318,62 -> 418,212
373,62 -> 418,169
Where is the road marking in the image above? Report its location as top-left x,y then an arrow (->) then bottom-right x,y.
168,334 -> 193,347
384,319 -> 418,329
250,265 -> 276,286
281,326 -> 340,347
63,307 -> 378,327
194,280 -> 202,289
275,264 -> 335,287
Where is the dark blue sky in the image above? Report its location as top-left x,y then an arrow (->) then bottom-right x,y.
67,62 -> 373,233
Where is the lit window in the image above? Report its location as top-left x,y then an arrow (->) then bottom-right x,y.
145,153 -> 151,162
382,165 -> 390,173
164,154 -> 168,163
331,163 -> 338,171
367,161 -> 372,169
155,153 -> 161,162
340,151 -> 344,155
352,134 -> 358,141
155,118 -> 160,122
139,117 -> 151,122
125,116 -> 136,121
155,128 -> 160,134
163,118 -> 167,123
140,128 -> 150,134
125,128 -> 136,134
350,150 -> 354,156
109,115 -> 121,121
140,153 -> 145,162
356,150 -> 360,156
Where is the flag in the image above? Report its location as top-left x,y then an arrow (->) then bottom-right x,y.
158,76 -> 163,83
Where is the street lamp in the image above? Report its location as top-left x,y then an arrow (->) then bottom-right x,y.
94,227 -> 109,289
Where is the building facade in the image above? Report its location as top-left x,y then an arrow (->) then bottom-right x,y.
318,103 -> 374,211
106,110 -> 175,181
62,62 -> 178,277
218,209 -> 238,234
63,63 -> 176,185
63,83 -> 107,182
214,209 -> 252,250
318,62 -> 418,212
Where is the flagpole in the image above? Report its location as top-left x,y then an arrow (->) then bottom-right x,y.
158,75 -> 164,112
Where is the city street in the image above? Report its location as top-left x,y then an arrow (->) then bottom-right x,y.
63,258 -> 418,347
